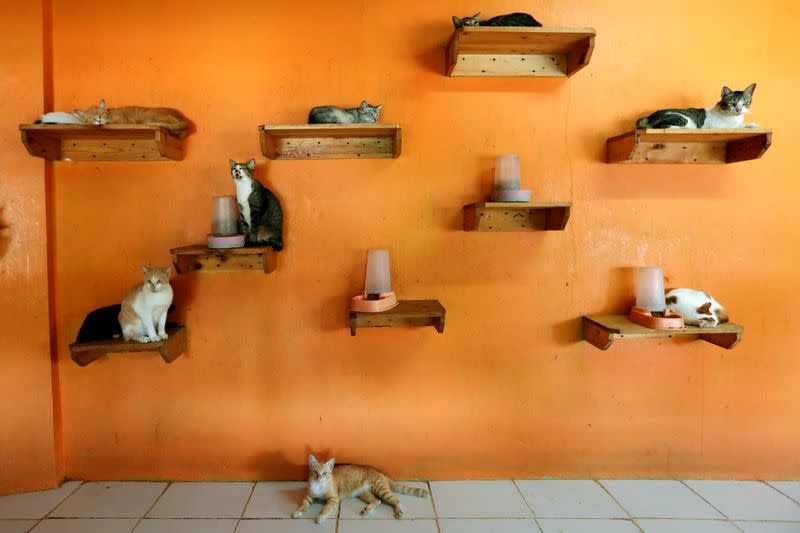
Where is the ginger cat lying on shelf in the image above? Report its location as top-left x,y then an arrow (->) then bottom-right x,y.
75,99 -> 190,138
292,455 -> 428,523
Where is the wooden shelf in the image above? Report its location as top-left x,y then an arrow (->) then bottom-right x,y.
69,326 -> 187,366
446,26 -> 595,77
463,202 -> 571,231
607,128 -> 772,164
19,124 -> 183,161
259,124 -> 401,160
582,315 -> 743,351
350,300 -> 445,336
170,244 -> 277,274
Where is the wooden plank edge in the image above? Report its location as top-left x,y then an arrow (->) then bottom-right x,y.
726,131 -> 771,163
700,331 -> 742,350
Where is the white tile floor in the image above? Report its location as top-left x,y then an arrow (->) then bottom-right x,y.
0,480 -> 798,532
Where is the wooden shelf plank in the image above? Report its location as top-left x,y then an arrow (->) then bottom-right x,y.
606,128 -> 772,164
582,315 -> 743,351
350,300 -> 446,336
463,202 -> 571,231
19,124 -> 184,161
259,124 -> 401,160
170,244 -> 277,274
446,27 -> 596,77
69,326 -> 187,366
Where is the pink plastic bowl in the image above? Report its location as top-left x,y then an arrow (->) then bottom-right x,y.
207,234 -> 245,249
350,291 -> 399,313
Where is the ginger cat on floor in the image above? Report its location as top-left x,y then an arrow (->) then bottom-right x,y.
292,455 -> 429,524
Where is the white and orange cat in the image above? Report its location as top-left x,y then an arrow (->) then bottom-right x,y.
666,288 -> 728,328
118,265 -> 173,343
75,99 -> 189,138
292,455 -> 428,524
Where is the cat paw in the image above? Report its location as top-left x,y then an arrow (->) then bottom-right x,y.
360,507 -> 371,516
147,335 -> 160,343
394,506 -> 405,519
315,515 -> 327,524
291,511 -> 303,519
158,332 -> 169,340
136,336 -> 151,343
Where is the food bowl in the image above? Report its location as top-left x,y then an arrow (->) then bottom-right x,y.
628,307 -> 685,330
207,234 -> 245,249
492,189 -> 532,202
350,291 -> 399,313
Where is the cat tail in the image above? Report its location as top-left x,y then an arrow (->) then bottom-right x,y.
389,480 -> 429,498
269,237 -> 284,252
637,117 -> 649,128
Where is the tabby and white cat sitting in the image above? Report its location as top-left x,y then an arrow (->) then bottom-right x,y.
293,455 -> 429,524
118,265 -> 173,343
638,84 -> 759,129
665,288 -> 728,328
308,101 -> 383,124
75,99 -> 190,138
230,159 -> 284,250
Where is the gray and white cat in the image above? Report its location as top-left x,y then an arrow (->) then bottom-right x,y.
665,288 -> 728,328
308,101 -> 383,124
638,84 -> 759,129
452,12 -> 542,28
229,159 -> 284,250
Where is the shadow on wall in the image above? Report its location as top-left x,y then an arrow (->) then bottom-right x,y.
0,206 -> 10,259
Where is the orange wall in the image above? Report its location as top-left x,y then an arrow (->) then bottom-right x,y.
34,0 -> 800,481
0,1 -> 59,494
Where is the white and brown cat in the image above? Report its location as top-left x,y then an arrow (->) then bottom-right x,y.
665,288 -> 728,328
75,99 -> 190,138
292,455 -> 428,523
118,265 -> 173,343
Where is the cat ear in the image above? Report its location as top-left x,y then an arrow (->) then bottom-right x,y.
309,454 -> 318,466
472,12 -> 480,20
376,104 -> 383,112
247,159 -> 255,171
164,266 -> 173,277
326,457 -> 336,469
98,99 -> 106,109
721,86 -> 732,97
360,100 -> 369,110
228,159 -> 236,169
452,16 -> 461,27
697,302 -> 712,315
744,83 -> 756,95
140,265 -> 149,274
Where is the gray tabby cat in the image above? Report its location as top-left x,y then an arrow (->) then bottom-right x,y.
638,84 -> 759,129
229,159 -> 284,251
308,101 -> 383,124
452,12 -> 542,28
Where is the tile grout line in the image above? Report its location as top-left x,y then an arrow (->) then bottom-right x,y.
511,480 -> 544,533
679,480 -> 745,531
130,481 -> 172,532
762,480 -> 800,507
232,481 -> 257,533
424,481 -> 442,533
594,480 -> 645,533
25,480 -> 85,532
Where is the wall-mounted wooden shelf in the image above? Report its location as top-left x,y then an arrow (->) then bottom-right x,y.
446,26 -> 595,77
170,244 -> 277,274
19,124 -> 183,161
582,315 -> 743,351
69,326 -> 187,366
606,128 -> 772,164
463,202 -> 571,231
259,124 -> 401,160
350,300 -> 445,336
